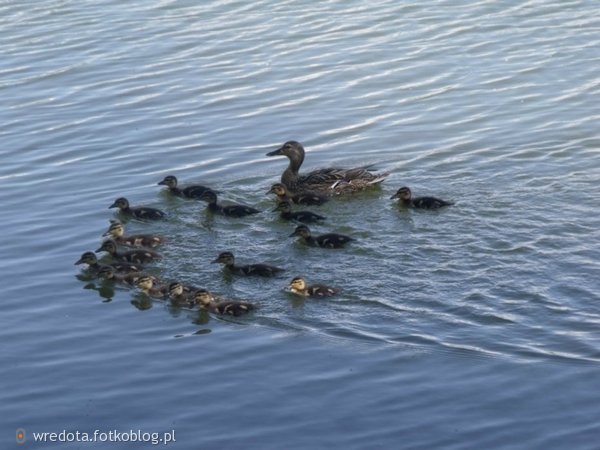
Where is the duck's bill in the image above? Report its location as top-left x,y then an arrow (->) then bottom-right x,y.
266,147 -> 284,157
108,201 -> 118,208
157,180 -> 168,185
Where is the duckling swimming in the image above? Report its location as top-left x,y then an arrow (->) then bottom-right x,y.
97,265 -> 150,287
135,276 -> 168,299
266,141 -> 388,194
289,225 -> 355,248
288,276 -> 340,297
212,251 -> 285,277
390,186 -> 453,209
158,175 -> 211,199
273,201 -> 326,224
198,190 -> 260,218
102,221 -> 163,248
193,289 -> 255,316
168,282 -> 195,307
96,239 -> 162,264
75,251 -> 144,273
267,183 -> 328,206
109,197 -> 167,220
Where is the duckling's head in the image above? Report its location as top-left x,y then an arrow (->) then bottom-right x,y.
194,289 -> 214,307
97,266 -> 116,279
289,276 -> 307,291
75,251 -> 98,265
136,276 -> 154,291
109,197 -> 130,210
391,186 -> 412,201
266,141 -> 305,160
158,175 -> 178,188
289,225 -> 312,238
103,222 -> 124,238
212,251 -> 235,266
96,239 -> 117,254
273,201 -> 293,213
168,282 -> 184,298
267,183 -> 288,196
198,189 -> 218,204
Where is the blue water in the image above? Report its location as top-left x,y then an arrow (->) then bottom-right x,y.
1,0 -> 599,448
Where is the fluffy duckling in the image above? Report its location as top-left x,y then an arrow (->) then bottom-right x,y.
96,239 -> 162,264
390,186 -> 453,209
212,251 -> 285,277
273,201 -> 326,224
109,197 -> 167,220
288,276 -> 340,297
193,289 -> 255,316
199,190 -> 260,218
97,265 -> 150,287
266,140 -> 388,194
267,183 -> 328,206
135,276 -> 168,299
102,221 -> 163,248
158,175 -> 211,199
168,282 -> 195,307
289,225 -> 354,248
75,251 -> 144,273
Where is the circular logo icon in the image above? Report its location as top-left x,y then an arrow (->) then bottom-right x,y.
16,428 -> 26,444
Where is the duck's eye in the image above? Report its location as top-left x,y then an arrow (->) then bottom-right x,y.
284,144 -> 291,149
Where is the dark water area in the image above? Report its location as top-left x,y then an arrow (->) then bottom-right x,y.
1,0 -> 599,448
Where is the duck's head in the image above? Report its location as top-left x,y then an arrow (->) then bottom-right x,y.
289,225 -> 312,238
158,175 -> 177,188
289,276 -> 307,292
391,186 -> 412,201
109,197 -> 130,210
273,200 -> 292,213
194,289 -> 214,307
266,141 -> 305,163
103,222 -> 124,238
168,282 -> 184,298
96,239 -> 118,254
136,276 -> 154,291
267,183 -> 288,196
97,266 -> 116,279
212,251 -> 234,265
75,251 -> 97,265
198,189 -> 218,204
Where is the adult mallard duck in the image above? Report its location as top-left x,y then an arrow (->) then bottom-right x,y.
211,251 -> 285,277
102,221 -> 163,248
198,190 -> 260,218
273,201 -> 326,224
287,276 -> 340,297
96,239 -> 162,264
266,141 -> 388,195
289,225 -> 354,248
109,197 -> 167,220
390,186 -> 453,209
135,276 -> 168,299
97,265 -> 150,287
75,251 -> 144,273
193,289 -> 255,316
158,175 -> 211,199
267,183 -> 328,206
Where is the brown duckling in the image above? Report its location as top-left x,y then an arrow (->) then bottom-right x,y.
75,251 -> 144,273
267,183 -> 328,206
96,239 -> 162,264
198,190 -> 260,218
97,265 -> 151,287
109,197 -> 167,220
390,186 -> 453,209
289,225 -> 355,248
193,289 -> 255,316
168,282 -> 195,307
102,221 -> 163,248
273,201 -> 326,224
158,175 -> 211,199
288,276 -> 340,297
212,251 -> 285,277
135,276 -> 168,299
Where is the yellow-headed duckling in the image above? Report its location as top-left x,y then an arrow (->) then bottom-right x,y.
96,239 -> 162,264
168,282 -> 195,307
97,265 -> 151,287
288,276 -> 340,297
193,289 -> 255,316
267,183 -> 328,206
135,276 -> 168,299
103,221 -> 163,248
75,251 -> 144,273
390,186 -> 453,209
158,175 -> 211,199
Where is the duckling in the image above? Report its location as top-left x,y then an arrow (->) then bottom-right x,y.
102,221 -> 163,248
109,197 -> 167,220
273,200 -> 326,224
135,276 -> 168,299
390,186 -> 453,209
289,225 -> 355,248
288,276 -> 340,297
168,282 -> 195,307
212,251 -> 285,277
96,265 -> 150,287
158,175 -> 211,199
267,183 -> 328,206
198,190 -> 260,218
75,251 -> 144,273
96,239 -> 162,264
193,289 -> 255,316
266,141 -> 388,194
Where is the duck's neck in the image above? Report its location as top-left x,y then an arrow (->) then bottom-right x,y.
281,152 -> 304,190
207,202 -> 221,213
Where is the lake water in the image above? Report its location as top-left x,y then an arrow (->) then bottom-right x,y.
1,0 -> 599,448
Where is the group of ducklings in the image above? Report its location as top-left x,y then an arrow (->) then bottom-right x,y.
76,141 -> 453,318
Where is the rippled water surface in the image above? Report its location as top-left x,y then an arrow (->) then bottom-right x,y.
1,0 -> 599,448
